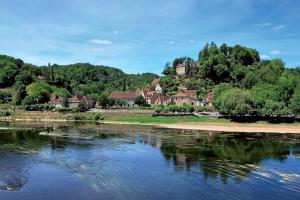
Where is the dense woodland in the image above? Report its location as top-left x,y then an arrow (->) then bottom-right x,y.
161,43 -> 300,118
0,55 -> 157,106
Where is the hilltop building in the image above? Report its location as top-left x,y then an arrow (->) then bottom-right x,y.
176,60 -> 197,77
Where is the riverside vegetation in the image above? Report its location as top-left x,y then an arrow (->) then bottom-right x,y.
1,42 -> 300,122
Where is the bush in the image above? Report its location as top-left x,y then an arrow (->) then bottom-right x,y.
154,106 -> 164,114
0,111 -> 11,117
0,91 -> 12,103
23,104 -> 55,111
94,113 -> 104,121
58,107 -> 72,113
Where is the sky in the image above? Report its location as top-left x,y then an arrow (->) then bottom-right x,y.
0,0 -> 299,74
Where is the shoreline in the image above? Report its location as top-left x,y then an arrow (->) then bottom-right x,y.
102,121 -> 300,134
2,116 -> 300,134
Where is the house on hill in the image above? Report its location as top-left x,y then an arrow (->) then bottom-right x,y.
109,91 -> 138,107
68,95 -> 93,109
176,60 -> 197,77
48,96 -> 64,109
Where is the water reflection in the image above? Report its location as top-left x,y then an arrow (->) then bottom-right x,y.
0,123 -> 299,199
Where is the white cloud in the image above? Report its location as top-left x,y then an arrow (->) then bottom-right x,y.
113,30 -> 119,35
89,39 -> 112,45
189,39 -> 195,44
169,41 -> 175,45
261,54 -> 270,59
270,50 -> 281,55
272,25 -> 285,32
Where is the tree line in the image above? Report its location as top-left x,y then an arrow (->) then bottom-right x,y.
161,43 -> 300,118
0,55 -> 158,107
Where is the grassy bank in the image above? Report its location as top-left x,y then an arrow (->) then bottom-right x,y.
105,115 -> 230,124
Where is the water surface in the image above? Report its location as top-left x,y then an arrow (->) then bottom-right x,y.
0,122 -> 300,200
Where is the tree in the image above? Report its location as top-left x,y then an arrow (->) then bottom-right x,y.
219,88 -> 256,116
97,93 -> 110,108
52,87 -> 71,98
213,83 -> 233,110
154,106 -> 164,114
262,100 -> 291,117
0,91 -> 12,103
25,81 -> 52,104
134,95 -> 148,107
289,85 -> 300,116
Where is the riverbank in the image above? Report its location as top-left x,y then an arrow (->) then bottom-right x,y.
2,111 -> 300,134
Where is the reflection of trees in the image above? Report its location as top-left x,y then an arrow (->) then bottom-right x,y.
158,133 -> 292,183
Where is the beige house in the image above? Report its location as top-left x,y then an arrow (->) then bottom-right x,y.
109,91 -> 138,107
172,91 -> 203,107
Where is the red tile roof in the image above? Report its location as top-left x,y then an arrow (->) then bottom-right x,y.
185,90 -> 197,98
68,95 -> 92,103
49,96 -> 63,104
173,92 -> 190,98
109,91 -> 138,99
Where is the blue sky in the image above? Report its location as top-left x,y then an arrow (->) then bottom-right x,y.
0,0 -> 299,74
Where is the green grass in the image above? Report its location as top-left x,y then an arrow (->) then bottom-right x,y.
107,115 -> 230,124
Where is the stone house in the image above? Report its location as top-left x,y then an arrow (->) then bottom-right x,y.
48,96 -> 64,109
68,95 -> 94,109
109,91 -> 138,107
176,60 -> 197,77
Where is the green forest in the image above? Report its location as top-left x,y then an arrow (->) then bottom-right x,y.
0,55 -> 158,106
161,43 -> 300,118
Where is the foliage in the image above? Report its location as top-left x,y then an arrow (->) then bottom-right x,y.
154,105 -> 164,114
23,104 -> 55,111
0,91 -> 12,103
219,88 -> 255,116
134,95 -> 149,107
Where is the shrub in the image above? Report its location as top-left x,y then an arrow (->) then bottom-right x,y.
0,111 -> 11,117
58,107 -> 72,113
0,91 -> 12,103
94,113 -> 104,121
154,106 -> 164,114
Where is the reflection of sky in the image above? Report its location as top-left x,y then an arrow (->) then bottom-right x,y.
0,126 -> 300,200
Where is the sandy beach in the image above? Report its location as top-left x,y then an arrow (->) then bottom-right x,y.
103,121 -> 300,134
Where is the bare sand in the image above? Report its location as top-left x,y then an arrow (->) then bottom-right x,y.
103,121 -> 300,134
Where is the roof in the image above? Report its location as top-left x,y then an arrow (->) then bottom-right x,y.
155,95 -> 171,103
49,96 -> 63,104
173,92 -> 190,98
109,91 -> 138,99
68,95 -> 92,103
185,90 -> 197,98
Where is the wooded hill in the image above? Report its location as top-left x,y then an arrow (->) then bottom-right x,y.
160,43 -> 300,117
0,55 -> 158,105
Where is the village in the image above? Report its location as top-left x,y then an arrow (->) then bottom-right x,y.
48,59 -> 213,113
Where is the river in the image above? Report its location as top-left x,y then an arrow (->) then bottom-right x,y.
0,122 -> 299,200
